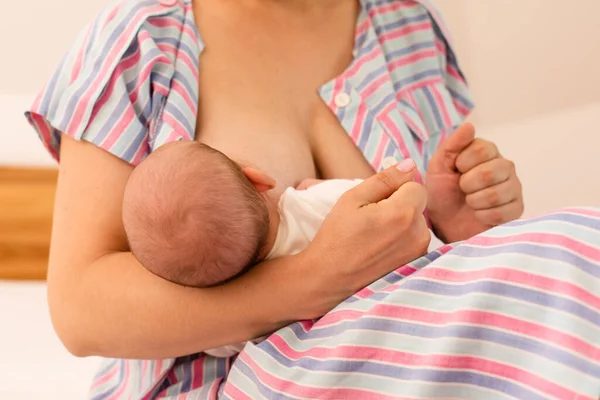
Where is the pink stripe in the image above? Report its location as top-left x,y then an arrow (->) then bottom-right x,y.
131,136 -> 150,166
389,49 -> 437,72
355,287 -> 376,299
140,360 -> 167,400
208,379 -> 222,398
419,266 -> 600,310
467,233 -> 600,261
90,362 -> 119,390
102,6 -> 120,30
371,134 -> 389,170
434,37 -> 447,57
396,77 -> 444,95
162,111 -> 190,138
154,79 -> 171,97
98,99 -> 136,150
190,355 -> 205,390
328,77 -> 345,108
267,337 -> 588,400
140,360 -> 149,395
380,113 -> 411,159
239,351 -> 401,400
361,73 -> 390,99
71,23 -> 95,82
380,22 -> 432,44
108,360 -> 130,400
397,106 -> 428,142
370,1 -> 421,16
350,103 -> 368,144
147,15 -> 183,29
322,304 -> 600,359
154,360 -> 164,381
355,17 -> 370,39
446,63 -> 465,82
223,382 -> 254,400
345,46 -> 382,78
170,80 -> 196,114
28,114 -> 57,160
165,128 -> 183,143
430,85 -> 452,126
453,100 -> 471,118
67,4 -> 165,134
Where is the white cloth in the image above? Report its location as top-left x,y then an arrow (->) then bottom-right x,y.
205,179 -> 444,357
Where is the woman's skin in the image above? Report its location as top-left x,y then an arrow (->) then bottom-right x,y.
47,0 -> 523,359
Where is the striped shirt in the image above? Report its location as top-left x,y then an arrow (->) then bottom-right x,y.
27,1 -> 600,399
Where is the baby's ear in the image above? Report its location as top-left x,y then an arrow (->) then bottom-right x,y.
242,167 -> 276,192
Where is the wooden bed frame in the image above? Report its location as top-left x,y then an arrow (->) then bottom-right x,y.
0,167 -> 57,280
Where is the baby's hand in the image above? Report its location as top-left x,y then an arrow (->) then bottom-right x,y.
296,179 -> 325,190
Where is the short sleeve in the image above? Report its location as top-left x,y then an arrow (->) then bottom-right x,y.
25,0 -> 186,166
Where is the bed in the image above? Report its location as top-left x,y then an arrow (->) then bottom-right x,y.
0,281 -> 100,399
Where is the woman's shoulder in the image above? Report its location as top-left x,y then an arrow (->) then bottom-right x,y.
25,0 -> 200,166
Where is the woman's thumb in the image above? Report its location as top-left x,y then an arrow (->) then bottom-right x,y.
428,122 -> 476,173
344,159 -> 416,207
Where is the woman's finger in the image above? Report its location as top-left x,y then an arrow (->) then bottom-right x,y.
455,138 -> 499,173
342,159 -> 416,207
459,157 -> 515,194
465,178 -> 521,210
387,181 -> 428,215
474,200 -> 524,226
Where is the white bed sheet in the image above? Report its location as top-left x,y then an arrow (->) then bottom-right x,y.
0,281 -> 101,399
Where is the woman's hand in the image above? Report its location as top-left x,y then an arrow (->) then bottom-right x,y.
426,123 -> 524,243
300,159 -> 430,315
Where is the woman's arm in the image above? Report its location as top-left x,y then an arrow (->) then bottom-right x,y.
50,135 -> 429,359
50,136 -> 320,358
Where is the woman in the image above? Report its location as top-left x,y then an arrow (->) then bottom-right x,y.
26,0 -> 599,398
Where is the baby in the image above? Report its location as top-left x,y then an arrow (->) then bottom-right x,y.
122,141 -> 441,357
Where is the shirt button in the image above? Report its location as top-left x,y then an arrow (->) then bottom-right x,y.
334,92 -> 351,108
158,0 -> 178,6
381,157 -> 398,170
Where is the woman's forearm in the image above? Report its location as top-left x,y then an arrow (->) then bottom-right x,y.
50,251 -> 315,359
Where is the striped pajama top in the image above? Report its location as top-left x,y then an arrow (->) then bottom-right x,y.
24,0 -> 487,398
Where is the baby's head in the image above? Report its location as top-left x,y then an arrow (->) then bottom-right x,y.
122,141 -> 275,287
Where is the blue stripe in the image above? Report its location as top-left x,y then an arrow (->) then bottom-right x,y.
452,243 -> 600,279
282,316 -> 600,377
373,13 -> 430,36
247,341 -> 547,400
506,212 -> 600,230
422,86 -> 443,130
355,63 -> 388,92
92,359 -> 126,400
59,0 -> 160,130
357,113 -> 375,150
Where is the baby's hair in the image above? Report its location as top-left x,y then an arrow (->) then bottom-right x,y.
122,141 -> 270,287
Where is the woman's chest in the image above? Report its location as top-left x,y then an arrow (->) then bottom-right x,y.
193,0 -> 373,186
167,0 -> 473,187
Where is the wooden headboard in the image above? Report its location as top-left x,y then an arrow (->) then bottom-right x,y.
0,167 -> 57,280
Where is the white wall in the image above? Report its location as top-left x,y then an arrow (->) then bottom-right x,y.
1,94 -> 55,167
1,0 -> 599,215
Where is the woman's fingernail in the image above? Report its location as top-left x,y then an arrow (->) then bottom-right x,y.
396,158 -> 415,172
